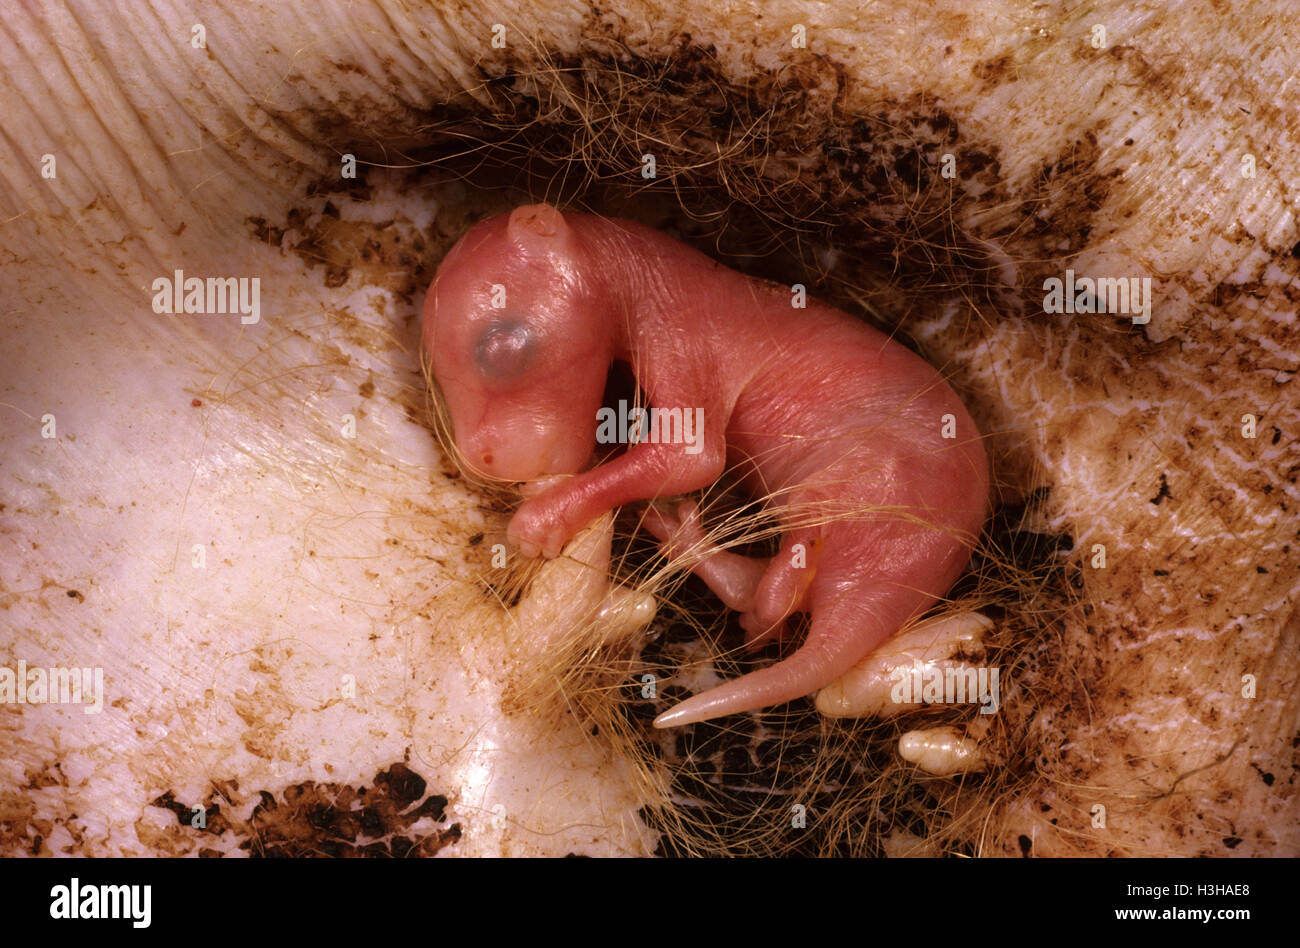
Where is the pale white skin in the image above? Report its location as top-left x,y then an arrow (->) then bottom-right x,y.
1,1 -> 1295,856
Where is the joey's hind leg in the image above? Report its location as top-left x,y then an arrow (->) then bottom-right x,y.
642,501 -> 817,649
744,531 -> 822,648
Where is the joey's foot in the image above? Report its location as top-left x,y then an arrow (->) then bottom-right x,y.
642,499 -> 709,557
641,499 -> 771,616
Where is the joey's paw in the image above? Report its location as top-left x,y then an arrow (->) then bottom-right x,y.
507,499 -> 574,559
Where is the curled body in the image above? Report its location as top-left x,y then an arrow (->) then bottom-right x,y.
424,203 -> 989,728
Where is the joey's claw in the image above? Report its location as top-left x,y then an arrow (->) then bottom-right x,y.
514,536 -> 542,559
508,502 -> 571,559
505,517 -> 542,558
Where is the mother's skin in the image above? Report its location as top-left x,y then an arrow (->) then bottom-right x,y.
1,1 -> 1295,855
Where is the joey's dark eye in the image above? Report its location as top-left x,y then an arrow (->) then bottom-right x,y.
474,319 -> 536,380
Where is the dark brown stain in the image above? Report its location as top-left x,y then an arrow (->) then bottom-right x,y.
1149,473 -> 1173,506
972,54 -> 1014,85
0,761 -> 78,856
247,207 -> 436,303
144,763 -> 461,858
262,30 -> 1127,347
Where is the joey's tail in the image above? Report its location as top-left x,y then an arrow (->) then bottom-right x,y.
653,580 -> 925,728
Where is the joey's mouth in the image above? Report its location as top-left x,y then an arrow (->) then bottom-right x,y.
467,434 -> 586,483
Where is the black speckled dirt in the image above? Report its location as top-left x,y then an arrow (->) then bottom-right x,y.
148,762 -> 461,858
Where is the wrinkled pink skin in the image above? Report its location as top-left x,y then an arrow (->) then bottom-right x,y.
424,204 -> 989,728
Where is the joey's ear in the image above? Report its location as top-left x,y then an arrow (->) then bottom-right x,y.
506,203 -> 571,253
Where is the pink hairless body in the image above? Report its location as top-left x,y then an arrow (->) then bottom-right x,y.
424,203 -> 989,728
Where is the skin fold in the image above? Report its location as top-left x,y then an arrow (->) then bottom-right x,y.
0,0 -> 1295,856
425,203 -> 989,727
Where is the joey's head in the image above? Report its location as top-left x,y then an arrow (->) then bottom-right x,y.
423,203 -> 615,482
